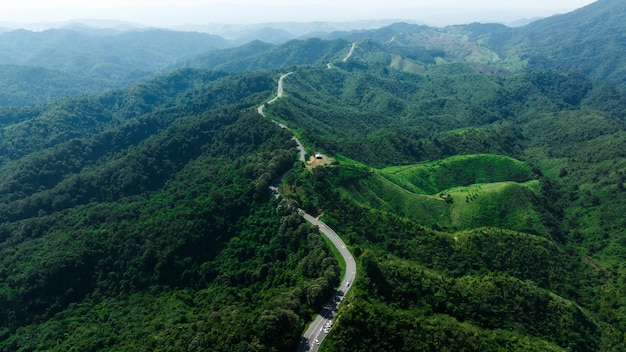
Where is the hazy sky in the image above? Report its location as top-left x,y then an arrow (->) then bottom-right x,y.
0,0 -> 597,27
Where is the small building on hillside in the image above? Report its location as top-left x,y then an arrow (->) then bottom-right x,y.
315,153 -> 323,160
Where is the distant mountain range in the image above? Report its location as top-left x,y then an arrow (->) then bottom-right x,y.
1,0 -> 626,351
1,0 -> 624,108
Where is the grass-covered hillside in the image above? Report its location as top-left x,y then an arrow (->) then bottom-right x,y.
284,160 -> 605,350
379,154 -> 534,194
265,20 -> 626,348
325,154 -> 547,235
2,0 -> 626,350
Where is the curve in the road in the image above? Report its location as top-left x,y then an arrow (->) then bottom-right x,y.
268,71 -> 293,104
343,42 -> 356,62
258,72 -> 306,163
296,212 -> 356,352
257,73 -> 357,352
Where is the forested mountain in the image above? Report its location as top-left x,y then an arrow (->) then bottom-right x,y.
0,65 -> 96,106
305,0 -> 626,89
1,0 -> 626,351
0,68 -> 341,351
516,0 -> 626,89
179,20 -> 401,45
178,38 -> 353,73
268,60 -> 626,350
0,28 -> 230,106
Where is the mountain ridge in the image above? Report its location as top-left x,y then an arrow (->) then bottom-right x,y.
1,0 -> 626,350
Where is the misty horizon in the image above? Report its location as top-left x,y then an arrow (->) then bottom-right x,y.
0,1 -> 596,31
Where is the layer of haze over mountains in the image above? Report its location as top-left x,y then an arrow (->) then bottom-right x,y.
1,0 -> 596,30
4,0 -> 626,351
0,1 -> 598,54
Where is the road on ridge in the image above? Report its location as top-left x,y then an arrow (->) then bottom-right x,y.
343,42 -> 356,62
296,211 -> 356,352
257,73 -> 357,351
258,72 -> 305,162
268,71 -> 293,104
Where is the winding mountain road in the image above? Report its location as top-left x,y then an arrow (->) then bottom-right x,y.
268,71 -> 293,104
296,212 -> 356,352
343,42 -> 356,62
258,72 -> 305,162
257,73 -> 357,351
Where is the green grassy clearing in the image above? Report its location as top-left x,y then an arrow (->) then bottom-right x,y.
335,154 -> 545,234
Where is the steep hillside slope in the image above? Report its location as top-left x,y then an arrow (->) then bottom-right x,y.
265,33 -> 626,349
341,155 -> 548,234
0,28 -> 230,105
180,37 -> 353,73
285,161 -> 604,351
269,63 -> 624,167
0,68 -> 340,351
2,1 -> 626,350
310,0 -> 626,89
513,0 -> 626,89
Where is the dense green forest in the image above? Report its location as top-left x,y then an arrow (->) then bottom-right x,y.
0,69 -> 340,351
1,0 -> 626,350
262,2 -> 626,347
177,37 -> 359,74
0,28 -> 230,106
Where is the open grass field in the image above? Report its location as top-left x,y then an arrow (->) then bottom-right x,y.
337,154 -> 546,234
379,154 -> 535,194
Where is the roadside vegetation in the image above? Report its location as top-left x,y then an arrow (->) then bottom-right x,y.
2,1 -> 626,350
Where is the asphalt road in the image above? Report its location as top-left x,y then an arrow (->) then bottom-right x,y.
296,211 -> 357,352
257,72 -> 357,351
343,42 -> 356,62
268,72 -> 293,104
258,72 -> 306,163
